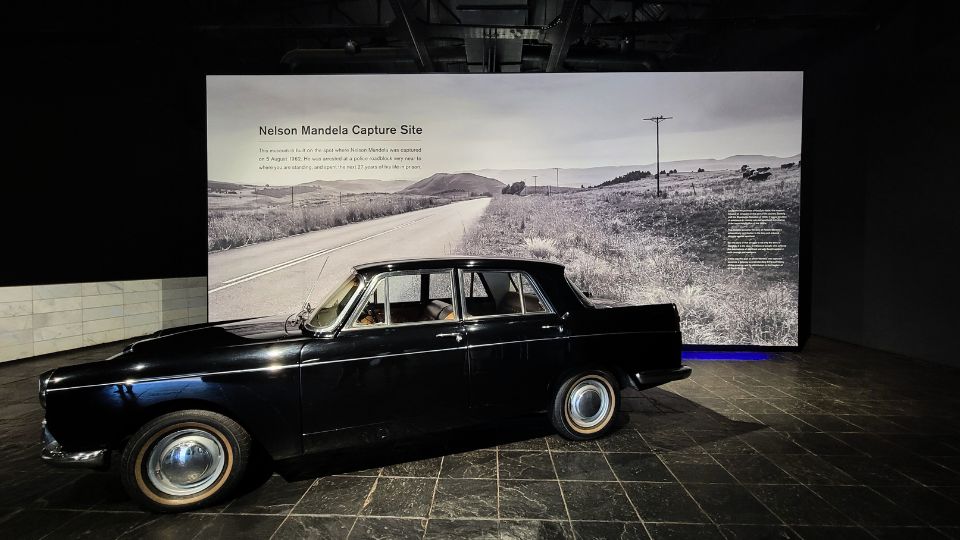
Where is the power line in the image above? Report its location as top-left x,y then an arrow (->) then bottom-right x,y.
643,115 -> 672,197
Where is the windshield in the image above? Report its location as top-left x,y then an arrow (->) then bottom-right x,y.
308,273 -> 361,329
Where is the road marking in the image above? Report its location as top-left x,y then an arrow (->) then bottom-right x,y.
209,215 -> 430,293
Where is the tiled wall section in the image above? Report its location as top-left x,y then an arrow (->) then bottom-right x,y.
0,277 -> 207,363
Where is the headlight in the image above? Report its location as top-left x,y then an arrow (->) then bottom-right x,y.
38,369 -> 54,409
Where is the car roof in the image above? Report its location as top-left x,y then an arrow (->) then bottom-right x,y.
353,256 -> 564,275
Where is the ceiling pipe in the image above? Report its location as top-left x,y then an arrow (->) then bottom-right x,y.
282,45 -> 661,72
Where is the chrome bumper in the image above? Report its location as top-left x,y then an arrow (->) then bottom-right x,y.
41,420 -> 108,469
634,365 -> 693,387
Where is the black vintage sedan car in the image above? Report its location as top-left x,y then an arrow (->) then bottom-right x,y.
39,257 -> 690,511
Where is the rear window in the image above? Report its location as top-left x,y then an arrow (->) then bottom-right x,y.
566,276 -> 594,307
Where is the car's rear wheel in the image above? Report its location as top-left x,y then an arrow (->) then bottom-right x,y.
120,409 -> 251,512
550,369 -> 620,440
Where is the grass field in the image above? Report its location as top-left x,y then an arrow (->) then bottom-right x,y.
455,167 -> 800,346
208,191 -> 464,251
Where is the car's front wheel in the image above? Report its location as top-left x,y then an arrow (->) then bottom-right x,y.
550,369 -> 620,440
120,409 -> 251,512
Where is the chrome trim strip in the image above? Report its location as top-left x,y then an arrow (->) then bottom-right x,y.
46,363 -> 300,393
571,330 -> 666,338
467,335 -> 565,348
301,345 -> 468,367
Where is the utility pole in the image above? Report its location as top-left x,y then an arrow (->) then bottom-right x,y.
290,185 -> 294,207
643,115 -> 672,197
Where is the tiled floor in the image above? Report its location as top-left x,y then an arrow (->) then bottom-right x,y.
3,337 -> 960,539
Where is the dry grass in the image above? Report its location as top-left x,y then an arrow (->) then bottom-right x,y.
455,168 -> 800,346
208,194 -> 459,251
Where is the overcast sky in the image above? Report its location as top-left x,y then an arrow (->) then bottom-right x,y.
207,72 -> 803,184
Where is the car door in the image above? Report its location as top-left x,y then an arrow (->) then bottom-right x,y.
299,269 -> 469,453
460,269 -> 568,413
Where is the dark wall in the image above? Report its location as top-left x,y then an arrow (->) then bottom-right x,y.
808,5 -> 960,364
1,30 -> 209,286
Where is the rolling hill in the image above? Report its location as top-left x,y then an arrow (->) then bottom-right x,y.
402,173 -> 505,196
466,154 -> 801,188
208,180 -> 247,191
303,179 -> 414,194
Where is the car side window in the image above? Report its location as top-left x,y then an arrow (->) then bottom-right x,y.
460,270 -> 551,319
352,271 -> 457,327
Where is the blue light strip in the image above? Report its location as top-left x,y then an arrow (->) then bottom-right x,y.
681,351 -> 770,361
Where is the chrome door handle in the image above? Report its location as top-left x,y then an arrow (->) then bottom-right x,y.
542,325 -> 563,332
436,332 -> 463,343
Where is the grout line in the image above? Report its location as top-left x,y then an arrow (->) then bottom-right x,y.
643,433 -> 728,537
422,456 -> 444,540
25,504 -> 940,526
268,477 -> 317,540
705,447 -> 803,540
598,443 -> 652,540
495,442 -> 501,521
545,437 -> 575,534
347,467 -> 382,538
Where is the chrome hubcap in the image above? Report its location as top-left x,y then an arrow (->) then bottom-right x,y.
146,429 -> 226,496
568,379 -> 611,429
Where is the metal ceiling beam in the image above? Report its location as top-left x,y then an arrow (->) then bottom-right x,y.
389,0 -> 433,71
545,0 -> 583,72
425,23 -> 542,40
583,13 -> 877,38
197,24 -> 393,38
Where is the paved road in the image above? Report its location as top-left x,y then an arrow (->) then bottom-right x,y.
207,197 -> 491,321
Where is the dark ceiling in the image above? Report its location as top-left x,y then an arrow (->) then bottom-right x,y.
195,0 -> 888,73
6,0 -> 934,74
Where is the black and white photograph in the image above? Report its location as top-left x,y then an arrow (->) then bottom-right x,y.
207,72 -> 803,346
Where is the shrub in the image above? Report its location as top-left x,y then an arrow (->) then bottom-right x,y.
524,237 -> 559,259
596,170 -> 651,188
502,181 -> 526,195
208,194 -> 450,251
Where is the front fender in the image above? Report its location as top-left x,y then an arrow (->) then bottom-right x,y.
45,362 -> 303,460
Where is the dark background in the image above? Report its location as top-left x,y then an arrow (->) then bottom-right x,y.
1,1 -> 957,363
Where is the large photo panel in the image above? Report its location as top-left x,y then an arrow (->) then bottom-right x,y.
206,72 -> 802,346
